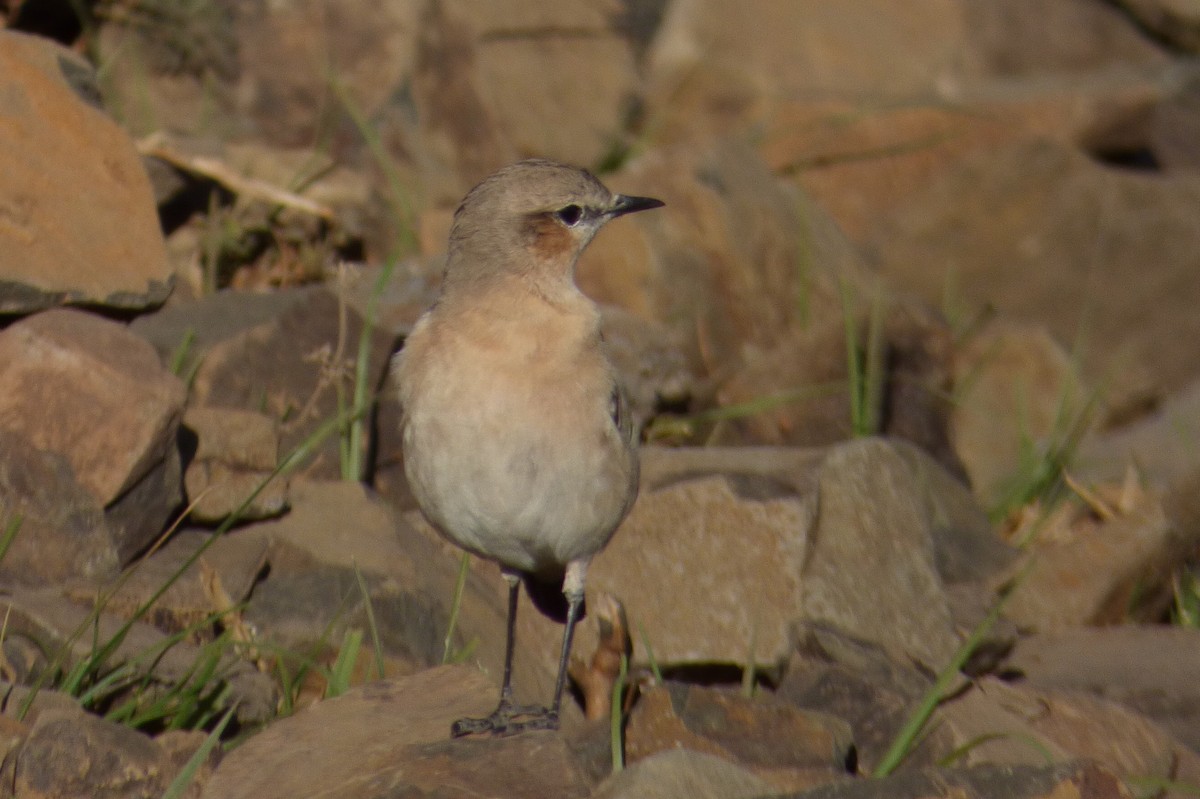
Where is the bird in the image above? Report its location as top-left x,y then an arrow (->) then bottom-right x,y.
393,159 -> 663,736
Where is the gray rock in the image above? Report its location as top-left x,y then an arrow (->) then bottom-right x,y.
0,31 -> 171,313
800,438 -> 960,670
778,623 -> 935,775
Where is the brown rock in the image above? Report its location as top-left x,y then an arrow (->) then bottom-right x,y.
1001,497 -> 1182,630
68,528 -> 269,641
0,310 -> 185,507
1007,625 -> 1200,751
0,31 -> 171,313
180,287 -> 397,481
0,310 -> 186,583
964,0 -> 1169,75
625,683 -> 853,791
571,439 -> 1000,679
644,0 -> 969,143
873,139 -> 1200,402
590,749 -> 781,799
181,406 -> 288,523
950,320 -> 1084,511
199,666 -> 593,799
793,761 -> 1132,799
10,709 -> 173,799
1113,0 -> 1200,54
580,470 -> 814,666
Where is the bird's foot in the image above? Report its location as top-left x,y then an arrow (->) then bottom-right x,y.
451,701 -> 559,737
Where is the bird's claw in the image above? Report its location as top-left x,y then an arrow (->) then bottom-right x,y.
451,703 -> 559,737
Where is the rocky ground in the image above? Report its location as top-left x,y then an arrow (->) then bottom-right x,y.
1,1 -> 1199,797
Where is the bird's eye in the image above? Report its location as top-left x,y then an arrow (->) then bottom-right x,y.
555,204 -> 583,226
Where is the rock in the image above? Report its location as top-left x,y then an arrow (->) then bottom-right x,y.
963,0 -> 1169,75
910,676 -> 1177,786
199,666 -> 593,799
1007,625 -> 1200,751
872,139 -> 1200,403
777,623 -> 935,775
1116,0 -> 1200,54
0,30 -> 171,313
712,292 -> 963,477
0,310 -> 186,583
909,677 -> 1071,768
589,749 -> 781,799
181,406 -> 288,523
624,682 -> 854,792
67,528 -> 269,642
578,469 -> 815,667
950,320 -> 1084,511
798,438 -> 961,669
6,708 -> 179,799
792,761 -> 1132,799
644,0 -> 969,142
771,67 -> 1169,240
132,286 -> 398,481
569,439 -> 1005,682
1001,496 -> 1183,630
238,479 -> 563,707
1077,377 -> 1200,490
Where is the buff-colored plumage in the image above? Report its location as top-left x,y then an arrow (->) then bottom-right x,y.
393,159 -> 662,736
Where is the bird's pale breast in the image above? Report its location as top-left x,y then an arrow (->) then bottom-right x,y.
396,288 -> 637,576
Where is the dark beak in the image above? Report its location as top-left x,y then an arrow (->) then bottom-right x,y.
608,194 -> 665,218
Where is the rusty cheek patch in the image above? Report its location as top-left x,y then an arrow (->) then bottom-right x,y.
523,213 -> 576,262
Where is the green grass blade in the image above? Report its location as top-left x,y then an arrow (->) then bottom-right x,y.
442,553 -> 470,664
610,652 -> 628,774
872,561 -> 1032,777
325,629 -> 362,699
353,562 -> 386,680
636,622 -> 664,685
161,704 -> 238,799
0,514 -> 23,562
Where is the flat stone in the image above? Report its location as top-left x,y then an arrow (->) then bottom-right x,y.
199,666 -> 592,799
1007,625 -> 1200,751
791,760 -> 1132,799
0,31 -> 170,312
590,749 -> 781,799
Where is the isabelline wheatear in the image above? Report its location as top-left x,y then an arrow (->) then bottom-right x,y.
394,159 -> 663,736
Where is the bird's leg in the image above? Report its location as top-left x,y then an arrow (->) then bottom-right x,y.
451,570 -> 528,737
548,559 -> 587,720
450,562 -> 589,737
